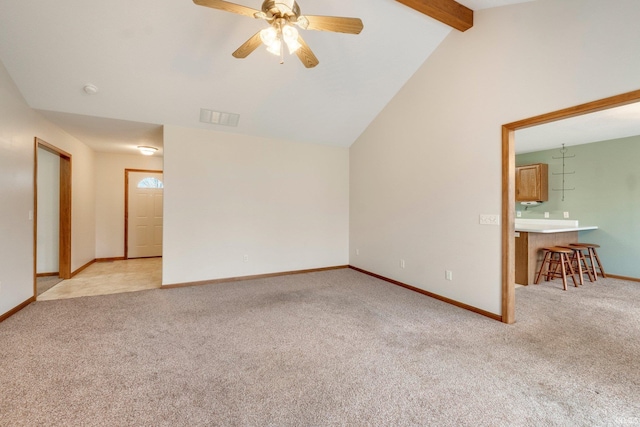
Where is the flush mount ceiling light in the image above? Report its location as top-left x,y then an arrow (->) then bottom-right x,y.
138,146 -> 158,156
193,0 -> 363,68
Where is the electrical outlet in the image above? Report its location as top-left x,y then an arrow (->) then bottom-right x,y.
544,212 -> 550,218
563,211 -> 569,218
243,255 -> 249,262
400,259 -> 406,269
479,214 -> 500,225
445,270 -> 453,281
356,249 -> 360,256
516,211 -> 522,218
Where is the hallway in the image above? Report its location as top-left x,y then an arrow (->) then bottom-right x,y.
38,258 -> 162,301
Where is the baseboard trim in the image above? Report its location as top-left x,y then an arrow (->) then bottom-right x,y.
36,272 -> 59,278
0,297 -> 35,323
162,265 -> 350,289
96,257 -> 126,263
607,274 -> 640,283
349,266 -> 503,322
71,259 -> 96,278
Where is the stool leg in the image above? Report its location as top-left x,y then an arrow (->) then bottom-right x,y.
586,249 -> 598,280
591,248 -> 607,278
535,251 -> 551,285
565,254 -> 578,288
559,253 -> 568,291
581,251 -> 595,282
547,253 -> 560,282
572,251 -> 584,286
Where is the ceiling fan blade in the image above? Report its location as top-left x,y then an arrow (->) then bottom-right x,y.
193,0 -> 260,18
232,31 -> 263,58
295,36 -> 319,68
302,15 -> 364,34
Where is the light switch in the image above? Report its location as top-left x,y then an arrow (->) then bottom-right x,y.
480,214 -> 500,225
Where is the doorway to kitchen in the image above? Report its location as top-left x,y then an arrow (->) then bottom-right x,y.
34,138 -> 72,297
501,89 -> 640,324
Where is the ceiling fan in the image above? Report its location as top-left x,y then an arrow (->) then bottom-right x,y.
193,0 -> 364,68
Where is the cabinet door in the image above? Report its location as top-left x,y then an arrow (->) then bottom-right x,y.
516,164 -> 548,201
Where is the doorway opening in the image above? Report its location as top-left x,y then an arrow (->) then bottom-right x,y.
125,169 -> 164,259
34,138 -> 72,297
501,89 -> 640,324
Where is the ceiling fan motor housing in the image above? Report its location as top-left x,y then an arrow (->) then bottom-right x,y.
262,0 -> 300,19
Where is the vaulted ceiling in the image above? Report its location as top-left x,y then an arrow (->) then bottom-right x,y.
0,0 -> 532,155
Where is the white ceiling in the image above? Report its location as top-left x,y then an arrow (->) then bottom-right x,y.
516,101 -> 640,154
0,0 -> 532,155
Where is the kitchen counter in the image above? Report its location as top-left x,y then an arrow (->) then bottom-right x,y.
514,219 -> 598,285
515,219 -> 598,234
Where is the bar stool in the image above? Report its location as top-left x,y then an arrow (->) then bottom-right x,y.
534,246 -> 579,291
560,245 -> 595,285
569,243 -> 606,280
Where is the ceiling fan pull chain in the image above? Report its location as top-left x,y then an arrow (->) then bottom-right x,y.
278,19 -> 285,64
280,36 -> 285,64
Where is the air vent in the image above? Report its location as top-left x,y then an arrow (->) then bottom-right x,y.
199,109 -> 240,127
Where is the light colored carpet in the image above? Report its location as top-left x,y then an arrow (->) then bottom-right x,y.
1,269 -> 638,426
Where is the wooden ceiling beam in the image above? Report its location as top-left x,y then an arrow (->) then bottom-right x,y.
396,0 -> 474,32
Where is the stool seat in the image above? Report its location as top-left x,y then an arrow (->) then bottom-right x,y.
535,246 -> 579,290
544,246 -> 574,254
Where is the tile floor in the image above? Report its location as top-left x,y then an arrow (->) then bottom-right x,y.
36,276 -> 64,296
38,258 -> 162,301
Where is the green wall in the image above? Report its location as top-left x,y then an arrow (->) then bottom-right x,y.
516,135 -> 640,279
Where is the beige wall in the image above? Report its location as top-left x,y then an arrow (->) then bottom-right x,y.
0,60 -> 96,316
95,152 -> 164,259
162,125 -> 349,285
350,0 -> 640,315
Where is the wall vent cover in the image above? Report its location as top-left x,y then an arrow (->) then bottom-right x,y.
199,109 -> 240,127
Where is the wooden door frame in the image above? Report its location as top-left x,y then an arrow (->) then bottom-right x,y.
34,138 -> 72,297
124,169 -> 163,259
501,89 -> 640,324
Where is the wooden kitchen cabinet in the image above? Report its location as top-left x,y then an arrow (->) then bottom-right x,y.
516,163 -> 548,202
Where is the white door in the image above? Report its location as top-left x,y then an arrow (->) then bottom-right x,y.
128,172 -> 163,258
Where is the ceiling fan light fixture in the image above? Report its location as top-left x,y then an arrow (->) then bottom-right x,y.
282,24 -> 301,53
260,26 -> 278,45
260,26 -> 282,56
266,39 -> 282,56
285,38 -> 301,54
